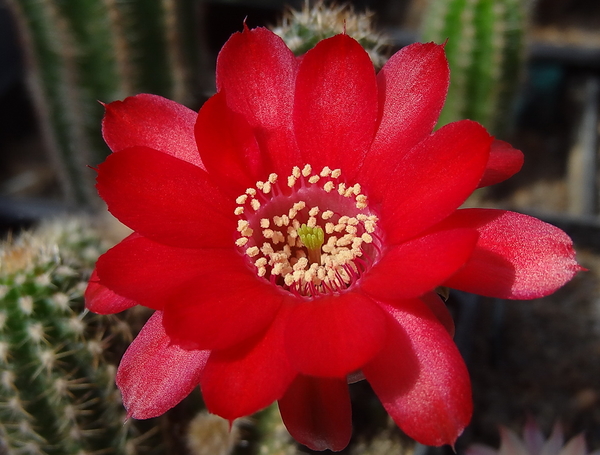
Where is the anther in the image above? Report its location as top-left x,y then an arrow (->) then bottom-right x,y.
293,201 -> 306,212
356,195 -> 368,209
320,166 -> 332,177
323,181 -> 335,192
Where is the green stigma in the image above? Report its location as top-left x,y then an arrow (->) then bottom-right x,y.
297,224 -> 325,264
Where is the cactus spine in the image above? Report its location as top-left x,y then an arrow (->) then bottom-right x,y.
0,218 -> 160,454
271,0 -> 390,69
421,0 -> 526,136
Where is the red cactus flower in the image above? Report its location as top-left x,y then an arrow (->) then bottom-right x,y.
86,26 -> 581,451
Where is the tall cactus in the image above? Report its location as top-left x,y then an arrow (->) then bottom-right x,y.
0,218 -> 162,454
6,0 -> 202,206
421,0 -> 526,136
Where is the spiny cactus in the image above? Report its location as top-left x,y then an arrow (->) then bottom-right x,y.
186,411 -> 242,455
0,218 -> 161,455
252,403 -> 297,455
421,0 -> 526,136
271,0 -> 390,68
6,0 -> 201,206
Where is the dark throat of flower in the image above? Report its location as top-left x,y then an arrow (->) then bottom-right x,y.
234,164 -> 382,298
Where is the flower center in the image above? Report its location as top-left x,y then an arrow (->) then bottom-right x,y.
234,164 -> 381,298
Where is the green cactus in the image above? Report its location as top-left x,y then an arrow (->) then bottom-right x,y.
421,0 -> 526,136
0,218 -> 161,455
6,0 -> 201,206
252,403 -> 297,455
271,0 -> 390,69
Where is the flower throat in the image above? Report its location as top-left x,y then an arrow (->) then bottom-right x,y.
234,164 -> 381,298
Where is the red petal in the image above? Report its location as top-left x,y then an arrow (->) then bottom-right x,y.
440,209 -> 582,299
294,34 -> 378,179
216,27 -> 299,175
421,292 -> 455,337
195,92 -> 265,194
162,268 -> 284,350
102,94 -> 203,168
478,139 -> 524,188
96,147 -> 235,249
361,228 -> 478,300
378,120 -> 492,244
201,304 -> 296,420
285,292 -> 387,377
363,299 -> 472,446
95,235 -> 242,311
116,311 -> 209,419
85,268 -> 137,314
361,42 -> 449,196
278,375 -> 352,452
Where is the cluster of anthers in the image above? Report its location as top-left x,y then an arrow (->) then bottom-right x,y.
234,164 -> 381,297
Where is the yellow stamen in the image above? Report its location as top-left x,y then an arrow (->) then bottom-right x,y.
234,163 -> 380,297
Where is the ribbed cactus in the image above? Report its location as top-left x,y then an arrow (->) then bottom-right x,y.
6,0 -> 201,206
271,0 -> 390,68
421,0 -> 526,136
0,218 -> 161,455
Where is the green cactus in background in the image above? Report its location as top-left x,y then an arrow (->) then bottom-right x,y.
252,403 -> 296,455
0,218 -> 162,454
271,0 -> 390,69
421,0 -> 526,136
6,0 -> 202,206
